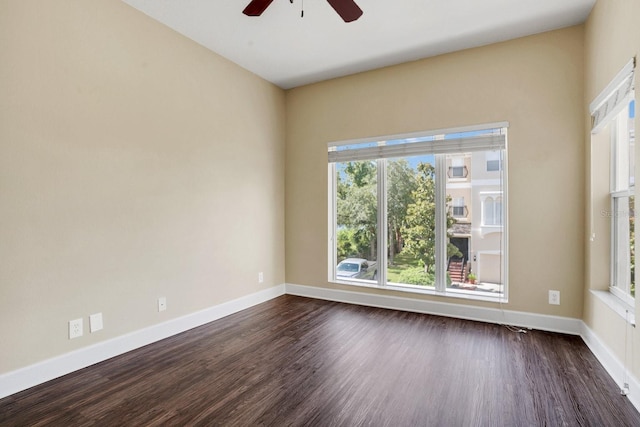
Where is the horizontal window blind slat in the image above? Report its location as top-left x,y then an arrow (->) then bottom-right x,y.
591,74 -> 634,133
328,134 -> 505,163
590,58 -> 635,113
590,58 -> 635,133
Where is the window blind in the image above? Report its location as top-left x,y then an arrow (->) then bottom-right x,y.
590,58 -> 635,134
328,128 -> 506,164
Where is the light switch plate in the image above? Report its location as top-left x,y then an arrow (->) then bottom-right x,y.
90,313 -> 103,332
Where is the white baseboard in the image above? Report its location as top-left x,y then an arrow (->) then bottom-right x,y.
4,282 -> 638,415
285,283 -> 582,334
0,284 -> 286,400
581,323 -> 640,412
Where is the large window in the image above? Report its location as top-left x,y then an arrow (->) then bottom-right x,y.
589,58 -> 635,304
328,124 -> 508,300
611,100 -> 635,302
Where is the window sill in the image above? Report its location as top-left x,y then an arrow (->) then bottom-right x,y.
590,290 -> 636,326
332,279 -> 507,304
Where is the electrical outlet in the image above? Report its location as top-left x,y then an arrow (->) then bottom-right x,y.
89,313 -> 103,333
548,290 -> 560,305
258,272 -> 264,283
158,297 -> 167,312
69,318 -> 83,339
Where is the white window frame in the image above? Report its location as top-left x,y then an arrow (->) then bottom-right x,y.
589,57 -> 636,306
328,122 -> 509,302
609,104 -> 635,305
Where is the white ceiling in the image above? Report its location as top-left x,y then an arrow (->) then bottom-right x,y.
122,0 -> 595,89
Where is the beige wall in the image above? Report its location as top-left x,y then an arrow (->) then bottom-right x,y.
286,26 -> 585,316
0,0 -> 286,373
584,0 -> 640,382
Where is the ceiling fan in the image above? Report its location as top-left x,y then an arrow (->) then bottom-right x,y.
243,0 -> 363,23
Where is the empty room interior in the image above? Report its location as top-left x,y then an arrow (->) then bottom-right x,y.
1,0 -> 640,425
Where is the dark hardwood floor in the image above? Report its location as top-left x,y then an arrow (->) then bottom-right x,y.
1,295 -> 639,426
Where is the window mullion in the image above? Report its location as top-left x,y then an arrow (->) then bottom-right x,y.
377,159 -> 388,286
328,163 -> 337,282
435,154 -> 447,293
610,193 -> 615,290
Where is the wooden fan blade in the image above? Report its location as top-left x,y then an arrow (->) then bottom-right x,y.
326,0 -> 363,22
243,0 -> 275,16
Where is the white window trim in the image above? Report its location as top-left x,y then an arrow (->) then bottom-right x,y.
591,290 -> 635,326
589,58 -> 636,307
610,284 -> 635,308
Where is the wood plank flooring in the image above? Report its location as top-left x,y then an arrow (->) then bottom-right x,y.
1,295 -> 639,426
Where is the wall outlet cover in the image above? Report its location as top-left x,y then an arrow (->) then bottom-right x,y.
69,318 -> 83,339
158,297 -> 167,312
549,290 -> 561,305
